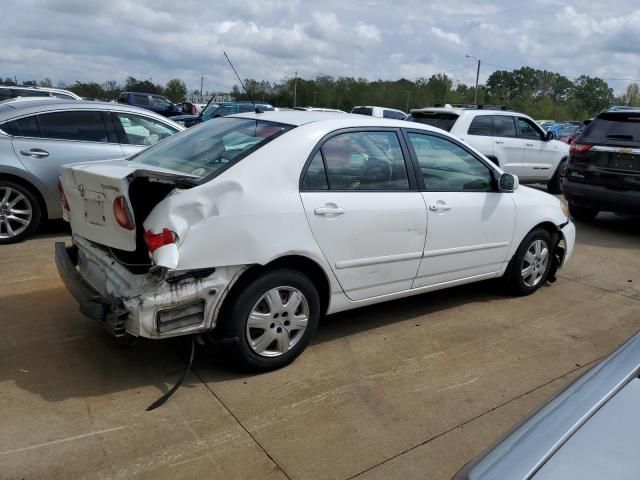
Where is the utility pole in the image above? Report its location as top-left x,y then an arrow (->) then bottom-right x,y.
406,90 -> 412,112
293,71 -> 298,108
466,54 -> 481,104
200,76 -> 203,97
313,91 -> 318,107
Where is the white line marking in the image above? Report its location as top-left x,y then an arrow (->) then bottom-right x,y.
436,377 -> 480,393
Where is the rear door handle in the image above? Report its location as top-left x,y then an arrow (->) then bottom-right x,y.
525,142 -> 534,147
20,148 -> 49,158
495,140 -> 505,145
429,202 -> 452,212
314,206 -> 345,216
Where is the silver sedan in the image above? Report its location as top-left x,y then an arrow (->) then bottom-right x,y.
0,98 -> 184,243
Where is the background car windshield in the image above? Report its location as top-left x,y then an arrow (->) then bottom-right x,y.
130,117 -> 292,177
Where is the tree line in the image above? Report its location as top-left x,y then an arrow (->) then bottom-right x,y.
3,67 -> 639,119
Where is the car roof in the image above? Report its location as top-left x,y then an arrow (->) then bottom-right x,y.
0,98 -> 185,128
410,107 -> 522,117
0,85 -> 82,99
231,110 -> 438,131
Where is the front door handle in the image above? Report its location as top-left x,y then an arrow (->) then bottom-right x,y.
525,142 -> 534,147
314,206 -> 345,216
429,202 -> 452,212
20,148 -> 49,158
495,140 -> 505,145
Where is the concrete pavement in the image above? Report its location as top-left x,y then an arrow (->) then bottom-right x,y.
0,215 -> 638,479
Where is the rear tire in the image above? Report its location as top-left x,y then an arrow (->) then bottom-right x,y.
0,180 -> 42,244
547,159 -> 566,194
213,268 -> 320,372
504,228 -> 553,296
568,203 -> 598,222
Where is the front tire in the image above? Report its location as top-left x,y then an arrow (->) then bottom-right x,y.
0,180 -> 41,244
215,268 -> 320,371
504,228 -> 553,296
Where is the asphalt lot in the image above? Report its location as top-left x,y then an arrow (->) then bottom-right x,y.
1,212 -> 639,480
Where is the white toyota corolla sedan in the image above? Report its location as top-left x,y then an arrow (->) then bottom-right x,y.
56,111 -> 575,371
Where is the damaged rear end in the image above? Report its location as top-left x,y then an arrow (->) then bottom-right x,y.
56,117 -> 293,340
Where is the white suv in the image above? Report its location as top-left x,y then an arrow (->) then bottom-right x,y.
408,106 -> 569,193
352,106 -> 407,120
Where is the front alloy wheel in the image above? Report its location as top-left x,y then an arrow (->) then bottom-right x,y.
520,239 -> 549,288
505,228 -> 553,296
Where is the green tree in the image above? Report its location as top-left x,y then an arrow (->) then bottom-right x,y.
164,79 -> 187,102
572,75 -> 613,116
38,78 -> 53,88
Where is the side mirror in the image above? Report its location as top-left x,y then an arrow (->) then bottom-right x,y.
349,152 -> 369,165
545,131 -> 555,141
499,173 -> 519,192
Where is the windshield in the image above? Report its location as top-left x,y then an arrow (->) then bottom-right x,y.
130,117 -> 294,178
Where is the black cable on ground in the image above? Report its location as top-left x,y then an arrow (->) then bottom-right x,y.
146,336 -> 195,411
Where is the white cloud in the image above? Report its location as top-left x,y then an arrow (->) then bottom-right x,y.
431,27 -> 463,46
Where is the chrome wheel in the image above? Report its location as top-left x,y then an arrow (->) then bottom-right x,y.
246,286 -> 309,358
521,239 -> 549,288
0,186 -> 33,239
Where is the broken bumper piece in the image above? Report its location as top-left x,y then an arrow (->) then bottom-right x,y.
55,237 -> 242,340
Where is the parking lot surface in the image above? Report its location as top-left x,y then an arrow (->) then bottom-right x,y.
1,214 -> 639,480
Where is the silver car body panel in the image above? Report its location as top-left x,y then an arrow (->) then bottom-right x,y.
460,332 -> 640,479
0,99 -> 184,220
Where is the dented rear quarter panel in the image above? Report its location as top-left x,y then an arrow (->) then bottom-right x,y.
142,121 -> 344,298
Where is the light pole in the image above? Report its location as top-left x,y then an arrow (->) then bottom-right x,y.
466,54 -> 481,105
293,71 -> 298,108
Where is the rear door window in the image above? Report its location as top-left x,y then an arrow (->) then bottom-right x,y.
320,131 -> 410,190
133,94 -> 150,106
467,116 -> 493,136
301,151 -> 329,190
492,116 -> 517,138
38,111 -> 110,142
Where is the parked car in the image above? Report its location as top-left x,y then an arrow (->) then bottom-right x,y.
0,86 -> 82,101
56,111 -> 574,371
408,106 -> 569,193
559,118 -> 592,145
171,101 -> 275,127
0,98 -> 184,243
563,107 -> 640,221
117,92 -> 184,117
453,330 -> 640,479
351,105 -> 407,120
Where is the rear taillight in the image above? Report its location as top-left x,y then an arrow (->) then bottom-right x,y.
58,179 -> 70,211
569,143 -> 592,154
113,196 -> 134,230
144,228 -> 177,253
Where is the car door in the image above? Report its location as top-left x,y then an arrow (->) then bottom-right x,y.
459,114 -> 495,159
491,115 -> 526,177
9,110 -> 125,214
299,129 -> 427,301
404,130 -> 516,288
111,111 -> 182,157
517,116 -> 556,180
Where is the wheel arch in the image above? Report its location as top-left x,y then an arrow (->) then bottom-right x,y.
217,254 -> 332,326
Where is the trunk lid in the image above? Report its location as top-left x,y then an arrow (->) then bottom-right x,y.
60,159 -> 195,252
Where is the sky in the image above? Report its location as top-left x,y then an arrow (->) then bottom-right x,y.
2,0 -> 640,94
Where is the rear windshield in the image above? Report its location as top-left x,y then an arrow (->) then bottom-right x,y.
581,112 -> 640,143
130,117 -> 293,179
351,107 -> 373,116
406,112 -> 459,132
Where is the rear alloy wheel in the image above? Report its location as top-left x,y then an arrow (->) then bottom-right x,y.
217,268 -> 320,371
0,181 -> 41,244
505,228 -> 553,296
568,203 -> 598,222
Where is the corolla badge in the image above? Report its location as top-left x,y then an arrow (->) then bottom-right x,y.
78,184 -> 86,197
